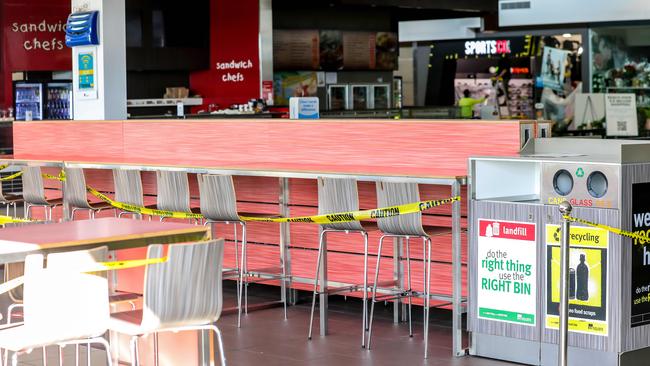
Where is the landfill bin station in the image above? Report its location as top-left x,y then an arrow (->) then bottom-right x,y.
468,138 -> 650,365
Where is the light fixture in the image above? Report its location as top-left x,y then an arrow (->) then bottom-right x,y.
562,33 -> 572,38
577,46 -> 584,55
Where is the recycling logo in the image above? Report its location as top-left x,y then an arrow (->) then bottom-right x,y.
576,168 -> 585,178
553,227 -> 560,242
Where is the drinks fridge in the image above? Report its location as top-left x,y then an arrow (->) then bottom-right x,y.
14,82 -> 43,121
45,82 -> 73,120
14,81 -> 73,121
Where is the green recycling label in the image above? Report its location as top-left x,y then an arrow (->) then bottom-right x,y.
576,168 -> 585,177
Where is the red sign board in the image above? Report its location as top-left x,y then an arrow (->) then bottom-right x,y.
1,0 -> 71,107
479,219 -> 536,242
189,0 -> 260,108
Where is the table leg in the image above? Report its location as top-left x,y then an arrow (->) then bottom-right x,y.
319,227 -> 328,336
452,180 -> 464,356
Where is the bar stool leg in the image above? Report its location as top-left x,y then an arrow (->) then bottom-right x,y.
232,223 -> 242,328
129,336 -> 140,366
242,222 -> 248,315
424,237 -> 432,359
58,347 -> 63,366
237,222 -> 248,327
308,230 -> 327,340
153,333 -> 160,366
361,231 -> 369,348
367,235 -> 386,350
405,237 -> 413,337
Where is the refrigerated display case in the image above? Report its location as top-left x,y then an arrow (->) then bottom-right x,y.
46,82 -> 73,120
14,82 -> 43,121
328,85 -> 349,110
351,85 -> 369,110
370,84 -> 390,109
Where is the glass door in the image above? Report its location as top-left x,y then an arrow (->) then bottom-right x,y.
14,83 -> 43,121
328,85 -> 349,110
371,84 -> 390,110
351,85 -> 369,110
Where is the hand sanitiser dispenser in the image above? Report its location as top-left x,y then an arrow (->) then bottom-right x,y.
65,11 -> 100,47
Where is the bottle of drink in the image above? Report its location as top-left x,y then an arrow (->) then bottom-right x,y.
576,254 -> 589,301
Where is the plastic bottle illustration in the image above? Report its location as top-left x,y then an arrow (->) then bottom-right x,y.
576,254 -> 589,301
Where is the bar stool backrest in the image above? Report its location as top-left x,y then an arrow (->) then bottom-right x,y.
318,177 -> 364,231
23,253 -> 109,339
156,171 -> 191,213
113,169 -> 145,207
197,174 -> 240,222
22,166 -> 48,205
63,167 -> 92,209
141,239 -> 224,330
375,181 -> 427,236
0,173 -> 15,203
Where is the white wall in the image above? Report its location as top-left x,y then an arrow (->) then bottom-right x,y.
499,0 -> 650,27
398,18 -> 482,42
71,0 -> 126,120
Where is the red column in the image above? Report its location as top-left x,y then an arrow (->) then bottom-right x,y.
189,0 -> 261,110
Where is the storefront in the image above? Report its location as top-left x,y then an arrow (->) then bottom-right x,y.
425,32 -> 584,121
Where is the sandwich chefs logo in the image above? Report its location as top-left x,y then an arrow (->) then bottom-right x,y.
216,59 -> 255,83
11,20 -> 67,51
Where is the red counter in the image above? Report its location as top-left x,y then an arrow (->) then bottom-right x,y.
12,119 -> 523,301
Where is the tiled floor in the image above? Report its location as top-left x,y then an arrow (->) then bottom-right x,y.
13,285 -> 519,366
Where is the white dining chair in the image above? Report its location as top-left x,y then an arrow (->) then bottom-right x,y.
109,239 -> 226,366
0,253 -> 112,366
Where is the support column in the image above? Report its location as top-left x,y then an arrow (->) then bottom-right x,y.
71,0 -> 126,120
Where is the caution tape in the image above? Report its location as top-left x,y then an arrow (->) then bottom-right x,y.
0,164 -> 9,171
0,215 -> 35,225
42,170 -> 66,182
240,196 -> 461,224
87,184 -> 460,224
563,215 -> 649,245
0,171 -> 23,181
86,186 -> 204,219
0,257 -> 168,296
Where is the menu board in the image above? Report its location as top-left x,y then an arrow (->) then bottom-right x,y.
273,30 -> 397,71
343,32 -> 376,70
273,30 -> 320,70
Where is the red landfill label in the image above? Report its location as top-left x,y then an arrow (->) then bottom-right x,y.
479,220 -> 535,241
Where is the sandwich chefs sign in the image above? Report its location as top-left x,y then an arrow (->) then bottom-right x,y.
3,0 -> 72,71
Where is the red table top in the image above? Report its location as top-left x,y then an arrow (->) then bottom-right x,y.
0,218 -> 209,261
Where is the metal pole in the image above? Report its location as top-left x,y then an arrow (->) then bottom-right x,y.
558,201 -> 572,366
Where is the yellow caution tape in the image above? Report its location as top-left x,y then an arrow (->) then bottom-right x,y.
86,186 -> 204,219
0,215 -> 36,225
240,196 -> 461,223
42,170 -> 66,182
87,184 -> 460,224
0,171 -> 23,181
0,164 -> 9,171
563,215 -> 649,245
81,257 -> 168,272
0,257 -> 168,296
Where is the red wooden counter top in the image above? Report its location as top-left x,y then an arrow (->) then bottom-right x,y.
13,119 -> 522,178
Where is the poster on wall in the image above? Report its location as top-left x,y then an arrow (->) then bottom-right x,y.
477,219 -> 537,326
605,93 -> 639,137
273,72 -> 318,106
546,225 -> 608,336
540,47 -> 570,92
273,30 -> 320,70
375,32 -> 398,70
631,182 -> 650,327
77,48 -> 98,100
319,30 -> 343,70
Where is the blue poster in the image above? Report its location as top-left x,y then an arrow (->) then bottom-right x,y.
78,52 -> 95,90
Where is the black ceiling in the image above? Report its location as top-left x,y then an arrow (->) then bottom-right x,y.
273,0 -> 498,13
